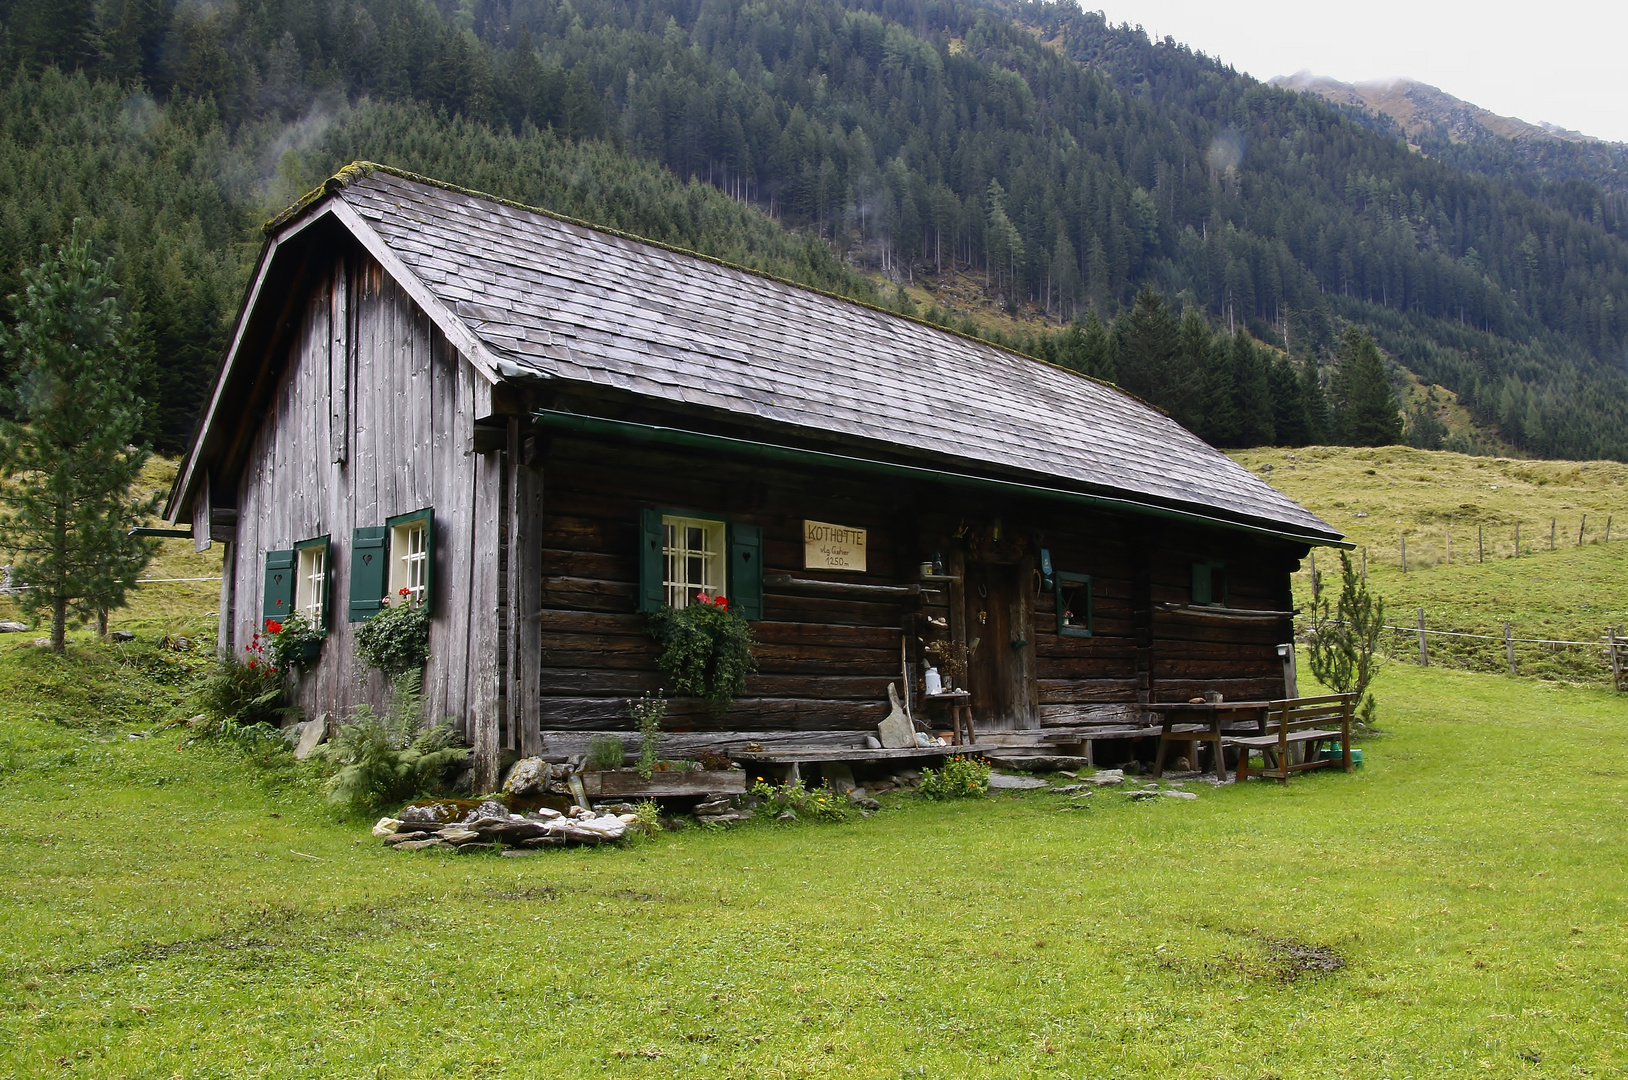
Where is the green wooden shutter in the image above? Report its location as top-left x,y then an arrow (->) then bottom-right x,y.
638,508 -> 664,613
728,521 -> 763,621
1190,561 -> 1212,606
263,549 -> 295,623
348,527 -> 389,622
418,508 -> 435,613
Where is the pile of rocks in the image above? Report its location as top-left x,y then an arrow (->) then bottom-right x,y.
373,798 -> 636,854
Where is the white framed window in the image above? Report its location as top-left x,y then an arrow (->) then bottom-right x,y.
390,518 -> 429,602
294,537 -> 329,628
662,514 -> 726,608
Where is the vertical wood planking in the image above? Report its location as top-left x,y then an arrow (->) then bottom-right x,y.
515,443 -> 545,757
470,446 -> 504,789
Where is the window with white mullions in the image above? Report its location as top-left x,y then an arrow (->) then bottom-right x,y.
662,515 -> 725,608
295,539 -> 329,627
391,519 -> 428,602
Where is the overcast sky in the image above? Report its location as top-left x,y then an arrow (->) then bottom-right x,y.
1091,0 -> 1628,143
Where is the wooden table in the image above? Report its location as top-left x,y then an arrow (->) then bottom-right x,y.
922,691 -> 975,745
1147,701 -> 1271,782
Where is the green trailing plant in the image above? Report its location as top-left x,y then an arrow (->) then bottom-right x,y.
918,755 -> 992,799
198,630 -> 290,730
353,591 -> 430,678
318,671 -> 468,816
587,734 -> 625,771
630,691 -> 666,779
1307,550 -> 1386,728
645,593 -> 756,712
262,612 -> 323,673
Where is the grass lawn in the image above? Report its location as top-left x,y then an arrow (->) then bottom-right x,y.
2,638 -> 1625,1078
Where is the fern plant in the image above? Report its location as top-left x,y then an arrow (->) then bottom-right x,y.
317,671 -> 468,816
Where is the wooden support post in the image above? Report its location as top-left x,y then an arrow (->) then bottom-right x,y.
1400,535 -> 1407,573
1478,525 -> 1483,563
1417,608 -> 1428,666
1504,622 -> 1517,676
1578,516 -> 1586,547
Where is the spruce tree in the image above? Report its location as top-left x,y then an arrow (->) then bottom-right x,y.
1183,310 -> 1233,445
1331,328 -> 1404,447
1230,334 -> 1275,447
1115,286 -> 1181,410
1300,355 -> 1333,444
1267,353 -> 1311,446
0,226 -> 158,651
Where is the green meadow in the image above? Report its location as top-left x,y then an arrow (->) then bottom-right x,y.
2,639 -> 1625,1078
0,447 -> 1625,1077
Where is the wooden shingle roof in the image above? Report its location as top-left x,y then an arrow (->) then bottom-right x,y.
198,164 -> 1342,544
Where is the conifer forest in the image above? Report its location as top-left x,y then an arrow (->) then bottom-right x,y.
2,0 -> 1627,458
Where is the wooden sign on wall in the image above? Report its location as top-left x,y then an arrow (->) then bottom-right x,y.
804,520 -> 866,572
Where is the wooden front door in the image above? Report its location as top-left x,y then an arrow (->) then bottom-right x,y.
962,561 -> 1028,729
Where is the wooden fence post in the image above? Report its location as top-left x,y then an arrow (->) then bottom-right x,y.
1445,530 -> 1451,565
1504,622 -> 1516,676
1550,517 -> 1556,551
1579,516 -> 1586,546
1417,607 -> 1428,666
1401,534 -> 1407,573
1310,551 -> 1318,603
1478,525 -> 1484,563
1515,522 -> 1520,556
1360,546 -> 1367,585
1608,515 -> 1613,543
1608,628 -> 1621,692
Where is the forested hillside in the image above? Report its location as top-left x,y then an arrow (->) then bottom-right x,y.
2,0 -> 1627,460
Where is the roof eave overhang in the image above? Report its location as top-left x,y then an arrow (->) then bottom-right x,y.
530,408 -> 1351,550
166,196 -> 517,521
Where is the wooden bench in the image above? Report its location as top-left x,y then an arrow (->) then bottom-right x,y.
1227,693 -> 1355,784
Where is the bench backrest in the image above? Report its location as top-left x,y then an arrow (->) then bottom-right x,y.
1265,692 -> 1355,732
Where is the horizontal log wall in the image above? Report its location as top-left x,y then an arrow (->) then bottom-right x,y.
534,432 -> 1302,747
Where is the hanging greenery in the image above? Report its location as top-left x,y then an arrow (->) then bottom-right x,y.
645,593 -> 756,712
353,591 -> 431,678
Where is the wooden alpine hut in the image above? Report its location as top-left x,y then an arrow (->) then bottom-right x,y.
167,163 -> 1348,790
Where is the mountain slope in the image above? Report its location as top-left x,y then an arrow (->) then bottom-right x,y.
2,0 -> 1628,459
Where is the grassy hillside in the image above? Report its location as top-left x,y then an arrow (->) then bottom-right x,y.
1,642 -> 1625,1076
0,456 -> 221,642
1232,445 -> 1628,680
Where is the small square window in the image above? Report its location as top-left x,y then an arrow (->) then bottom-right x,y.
1055,572 -> 1092,638
662,514 -> 726,608
1191,560 -> 1228,606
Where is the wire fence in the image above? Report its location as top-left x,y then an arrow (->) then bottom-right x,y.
1299,610 -> 1627,689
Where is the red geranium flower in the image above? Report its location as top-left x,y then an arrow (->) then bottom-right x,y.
399,587 -> 411,597
264,618 -> 283,634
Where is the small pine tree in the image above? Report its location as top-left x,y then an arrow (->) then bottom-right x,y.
1306,551 -> 1385,728
0,224 -> 157,651
1300,354 -> 1332,444
1331,328 -> 1403,446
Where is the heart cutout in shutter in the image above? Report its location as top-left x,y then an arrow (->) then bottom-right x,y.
274,573 -> 284,584
363,554 -> 373,565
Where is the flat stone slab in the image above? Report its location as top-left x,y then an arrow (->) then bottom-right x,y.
987,771 -> 1049,790
983,754 -> 1092,772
